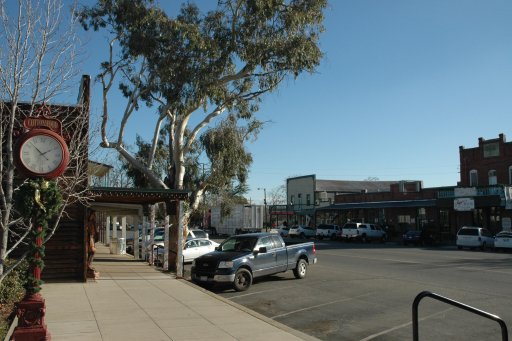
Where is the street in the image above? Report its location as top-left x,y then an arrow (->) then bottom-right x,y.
188,239 -> 512,340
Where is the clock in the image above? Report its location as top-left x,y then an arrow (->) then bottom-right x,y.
14,128 -> 69,179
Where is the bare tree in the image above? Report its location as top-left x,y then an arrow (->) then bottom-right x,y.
268,185 -> 287,206
0,0 -> 86,282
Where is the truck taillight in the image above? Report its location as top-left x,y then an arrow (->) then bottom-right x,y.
313,244 -> 316,254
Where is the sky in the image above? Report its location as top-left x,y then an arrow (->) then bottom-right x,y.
75,0 -> 512,205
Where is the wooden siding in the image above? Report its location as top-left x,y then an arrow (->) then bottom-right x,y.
43,205 -> 85,281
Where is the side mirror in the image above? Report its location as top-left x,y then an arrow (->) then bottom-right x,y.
258,246 -> 267,254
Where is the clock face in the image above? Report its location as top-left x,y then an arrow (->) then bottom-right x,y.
20,134 -> 64,175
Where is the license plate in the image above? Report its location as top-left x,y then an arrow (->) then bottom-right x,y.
200,276 -> 207,281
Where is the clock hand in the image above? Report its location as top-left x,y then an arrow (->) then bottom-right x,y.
29,142 -> 49,161
40,147 -> 57,155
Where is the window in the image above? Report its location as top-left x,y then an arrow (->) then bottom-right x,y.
306,194 -> 311,206
488,170 -> 497,185
398,215 -> 411,223
257,236 -> 274,250
509,166 -> 512,184
469,170 -> 478,187
483,142 -> 499,157
270,235 -> 285,248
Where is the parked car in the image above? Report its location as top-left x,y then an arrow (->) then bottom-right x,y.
288,225 -> 316,239
155,238 -> 219,264
188,229 -> 209,240
316,224 -> 341,240
191,233 -> 317,291
456,226 -> 494,250
494,231 -> 512,251
402,230 -> 435,246
269,225 -> 290,237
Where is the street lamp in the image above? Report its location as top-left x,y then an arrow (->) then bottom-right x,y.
258,187 -> 267,231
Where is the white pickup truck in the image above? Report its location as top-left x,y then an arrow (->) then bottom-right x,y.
316,224 -> 341,240
341,223 -> 386,243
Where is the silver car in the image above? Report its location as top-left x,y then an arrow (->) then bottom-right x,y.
456,226 -> 494,251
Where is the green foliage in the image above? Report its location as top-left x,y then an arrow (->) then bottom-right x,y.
0,260 -> 28,339
79,0 -> 326,116
123,135 -> 170,188
13,179 -> 63,294
200,115 -> 255,192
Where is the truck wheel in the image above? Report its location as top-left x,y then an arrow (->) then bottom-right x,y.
293,259 -> 308,279
330,233 -> 336,240
300,233 -> 305,239
233,268 -> 252,292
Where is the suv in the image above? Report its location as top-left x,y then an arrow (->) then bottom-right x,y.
288,225 -> 316,239
456,226 -> 494,250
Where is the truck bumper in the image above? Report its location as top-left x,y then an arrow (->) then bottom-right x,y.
214,274 -> 235,282
191,271 -> 235,283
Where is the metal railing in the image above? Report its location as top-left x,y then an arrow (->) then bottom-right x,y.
412,291 -> 508,341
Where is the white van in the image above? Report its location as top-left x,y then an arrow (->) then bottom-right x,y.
456,226 -> 494,250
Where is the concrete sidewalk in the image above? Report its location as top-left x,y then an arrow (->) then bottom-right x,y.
34,244 -> 318,341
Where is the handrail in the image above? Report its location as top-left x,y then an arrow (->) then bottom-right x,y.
412,291 -> 508,341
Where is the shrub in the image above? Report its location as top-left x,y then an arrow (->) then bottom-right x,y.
0,260 -> 28,339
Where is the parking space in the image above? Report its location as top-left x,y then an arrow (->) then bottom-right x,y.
194,239 -> 512,340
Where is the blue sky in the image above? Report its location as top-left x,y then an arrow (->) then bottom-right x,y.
77,1 -> 512,205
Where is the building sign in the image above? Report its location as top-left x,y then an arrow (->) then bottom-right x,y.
454,187 -> 477,197
454,198 -> 475,211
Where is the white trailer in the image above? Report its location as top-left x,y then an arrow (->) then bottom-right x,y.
210,205 -> 264,236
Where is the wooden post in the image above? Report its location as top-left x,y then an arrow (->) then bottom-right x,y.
176,201 -> 184,278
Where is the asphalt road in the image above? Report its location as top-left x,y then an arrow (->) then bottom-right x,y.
187,239 -> 512,341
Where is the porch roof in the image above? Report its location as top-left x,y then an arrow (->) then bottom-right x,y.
89,187 -> 189,205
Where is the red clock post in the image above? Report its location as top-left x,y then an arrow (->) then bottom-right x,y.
11,106 -> 69,341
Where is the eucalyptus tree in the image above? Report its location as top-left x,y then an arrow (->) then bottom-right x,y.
79,0 -> 327,257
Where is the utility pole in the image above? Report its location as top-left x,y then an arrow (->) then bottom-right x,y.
258,187 -> 267,231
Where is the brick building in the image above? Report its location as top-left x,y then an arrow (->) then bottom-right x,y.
315,134 -> 512,241
439,133 -> 512,234
459,133 -> 512,187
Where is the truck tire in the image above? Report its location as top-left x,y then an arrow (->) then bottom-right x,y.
300,232 -> 305,239
233,268 -> 252,292
361,234 -> 368,243
293,259 -> 308,279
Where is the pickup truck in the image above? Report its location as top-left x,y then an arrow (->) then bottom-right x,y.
341,223 -> 386,243
191,233 -> 317,291
316,224 -> 341,240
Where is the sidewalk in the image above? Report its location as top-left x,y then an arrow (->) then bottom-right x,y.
35,244 -> 318,341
